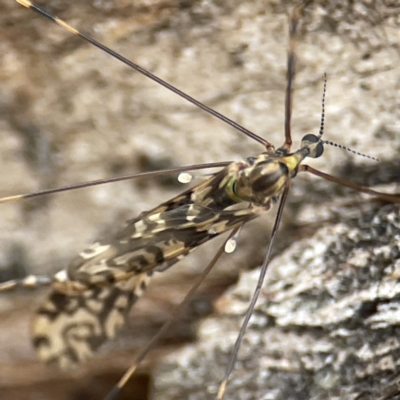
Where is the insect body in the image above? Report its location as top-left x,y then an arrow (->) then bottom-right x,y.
2,1 -> 400,399
30,134 -> 323,367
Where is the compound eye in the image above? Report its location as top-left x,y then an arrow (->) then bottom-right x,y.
301,134 -> 324,158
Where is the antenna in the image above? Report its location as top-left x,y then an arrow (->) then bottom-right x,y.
319,73 -> 379,162
322,140 -> 380,162
319,73 -> 327,138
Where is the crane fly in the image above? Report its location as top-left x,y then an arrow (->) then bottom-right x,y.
1,1 -> 400,399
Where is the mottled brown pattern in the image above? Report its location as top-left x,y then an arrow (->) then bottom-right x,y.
66,158 -> 293,286
4,130 -> 316,370
30,152 -> 302,367
33,273 -> 151,368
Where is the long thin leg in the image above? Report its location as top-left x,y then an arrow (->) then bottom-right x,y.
104,227 -> 242,400
300,164 -> 400,203
216,182 -> 291,399
16,0 -> 273,149
0,275 -> 52,291
283,6 -> 302,151
0,162 -> 229,204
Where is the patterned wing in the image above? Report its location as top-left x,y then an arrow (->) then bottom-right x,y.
67,204 -> 257,285
32,272 -> 150,368
31,162 -> 261,367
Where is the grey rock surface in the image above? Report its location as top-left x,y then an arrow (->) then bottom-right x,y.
154,203 -> 400,400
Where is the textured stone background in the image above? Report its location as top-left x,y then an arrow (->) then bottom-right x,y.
0,1 -> 399,399
156,203 -> 400,400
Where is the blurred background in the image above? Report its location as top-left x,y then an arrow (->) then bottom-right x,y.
0,1 -> 399,399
